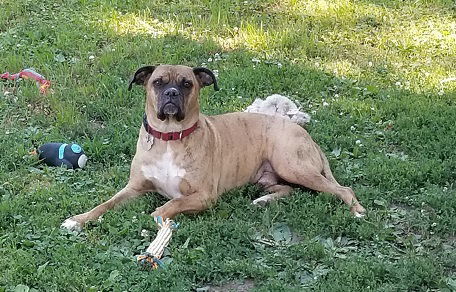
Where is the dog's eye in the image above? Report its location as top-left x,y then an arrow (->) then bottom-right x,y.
153,79 -> 162,86
183,81 -> 192,88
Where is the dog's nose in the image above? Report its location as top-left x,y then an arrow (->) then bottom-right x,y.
164,88 -> 180,97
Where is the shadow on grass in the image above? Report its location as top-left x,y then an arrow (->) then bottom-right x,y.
0,3 -> 455,209
1,2 -> 456,291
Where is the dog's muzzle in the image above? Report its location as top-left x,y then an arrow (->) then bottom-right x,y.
163,103 -> 179,115
157,87 -> 185,121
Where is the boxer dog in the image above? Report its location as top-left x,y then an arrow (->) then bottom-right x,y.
62,65 -> 366,232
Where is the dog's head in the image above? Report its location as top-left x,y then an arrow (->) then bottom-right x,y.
128,65 -> 218,121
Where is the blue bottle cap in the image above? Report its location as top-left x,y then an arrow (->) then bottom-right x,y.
71,144 -> 82,154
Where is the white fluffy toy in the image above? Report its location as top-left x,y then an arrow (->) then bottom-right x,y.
244,94 -> 311,125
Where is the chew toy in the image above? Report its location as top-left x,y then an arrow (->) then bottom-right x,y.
137,216 -> 178,269
1,69 -> 51,94
38,142 -> 87,169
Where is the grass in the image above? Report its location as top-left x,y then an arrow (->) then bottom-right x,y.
1,0 -> 456,291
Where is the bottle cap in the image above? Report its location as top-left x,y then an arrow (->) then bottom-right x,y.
71,144 -> 82,153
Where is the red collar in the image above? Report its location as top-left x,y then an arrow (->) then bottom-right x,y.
143,114 -> 198,141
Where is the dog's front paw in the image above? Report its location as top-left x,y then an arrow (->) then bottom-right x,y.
61,217 -> 83,232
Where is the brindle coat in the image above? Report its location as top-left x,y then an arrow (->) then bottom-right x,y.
61,65 -> 365,231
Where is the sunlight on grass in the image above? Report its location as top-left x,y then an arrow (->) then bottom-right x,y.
95,0 -> 456,94
101,10 -> 177,37
321,60 -> 362,79
2,1 -> 456,290
277,0 -> 355,19
216,22 -> 278,52
275,0 -> 456,93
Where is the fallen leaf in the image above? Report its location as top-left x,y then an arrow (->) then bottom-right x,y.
331,147 -> 341,157
14,285 -> 29,292
108,270 -> 120,282
270,222 -> 292,244
374,199 -> 387,207
37,261 -> 49,276
181,237 -> 190,249
54,54 -> 66,63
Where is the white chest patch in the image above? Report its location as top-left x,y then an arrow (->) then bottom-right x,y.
141,146 -> 186,199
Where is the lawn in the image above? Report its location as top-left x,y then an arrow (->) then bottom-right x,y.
1,0 -> 456,291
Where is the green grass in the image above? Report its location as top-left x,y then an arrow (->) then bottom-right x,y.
1,0 -> 456,291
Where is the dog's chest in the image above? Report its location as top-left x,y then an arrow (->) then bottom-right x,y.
141,147 -> 186,199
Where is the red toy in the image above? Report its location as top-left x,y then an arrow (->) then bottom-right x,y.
1,69 -> 51,94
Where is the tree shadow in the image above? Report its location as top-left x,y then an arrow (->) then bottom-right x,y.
1,0 -> 455,189
1,2 -> 456,291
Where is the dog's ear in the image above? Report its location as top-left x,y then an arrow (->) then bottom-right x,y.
193,67 -> 219,91
128,66 -> 156,91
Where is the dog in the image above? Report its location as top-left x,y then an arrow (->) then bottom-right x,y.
61,65 -> 366,232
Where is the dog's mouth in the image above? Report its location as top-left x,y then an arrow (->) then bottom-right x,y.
163,103 -> 178,115
157,102 -> 184,121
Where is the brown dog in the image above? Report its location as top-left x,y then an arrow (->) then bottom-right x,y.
61,65 -> 366,231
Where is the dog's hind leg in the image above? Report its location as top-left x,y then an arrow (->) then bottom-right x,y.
267,128 -> 366,216
318,147 -> 338,184
252,184 -> 293,206
277,166 -> 365,216
314,150 -> 366,215
269,144 -> 365,216
251,161 -> 293,206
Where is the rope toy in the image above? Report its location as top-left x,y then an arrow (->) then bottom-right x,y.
137,216 -> 179,269
1,69 -> 51,94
